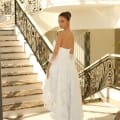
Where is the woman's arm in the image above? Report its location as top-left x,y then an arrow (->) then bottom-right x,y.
49,32 -> 63,63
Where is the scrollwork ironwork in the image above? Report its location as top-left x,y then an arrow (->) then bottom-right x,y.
79,56 -> 115,99
15,0 -> 52,71
0,0 -> 14,15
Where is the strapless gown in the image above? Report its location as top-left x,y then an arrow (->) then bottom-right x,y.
43,42 -> 84,120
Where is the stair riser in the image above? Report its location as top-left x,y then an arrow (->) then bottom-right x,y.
0,30 -> 15,36
1,53 -> 27,60
0,41 -> 21,47
3,106 -> 47,118
2,74 -> 38,82
2,84 -> 42,92
2,80 -> 41,88
3,94 -> 43,105
0,47 -> 24,53
1,67 -> 33,75
0,36 -> 17,40
1,59 -> 30,67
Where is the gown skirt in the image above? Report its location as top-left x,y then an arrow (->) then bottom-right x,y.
43,47 -> 84,120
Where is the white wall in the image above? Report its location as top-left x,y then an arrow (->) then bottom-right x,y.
32,4 -> 120,34
90,29 -> 115,63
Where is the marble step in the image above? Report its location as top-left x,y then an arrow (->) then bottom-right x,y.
3,92 -> 43,105
0,35 -> 17,40
2,74 -> 38,82
3,89 -> 42,99
0,29 -> 15,36
3,104 -> 46,119
0,52 -> 27,60
3,100 -> 44,112
2,72 -> 37,77
0,41 -> 20,47
1,59 -> 31,68
0,46 -> 24,53
2,79 -> 41,87
2,82 -> 42,92
1,66 -> 33,75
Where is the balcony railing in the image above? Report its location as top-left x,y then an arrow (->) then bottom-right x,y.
0,0 -> 14,15
19,0 -> 41,13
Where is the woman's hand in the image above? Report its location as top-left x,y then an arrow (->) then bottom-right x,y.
46,62 -> 52,79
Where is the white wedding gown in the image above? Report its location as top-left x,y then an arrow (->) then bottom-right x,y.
43,40 -> 84,120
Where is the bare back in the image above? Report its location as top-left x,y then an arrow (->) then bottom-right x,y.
60,30 -> 74,54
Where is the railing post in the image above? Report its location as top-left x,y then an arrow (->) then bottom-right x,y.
106,87 -> 110,102
0,55 -> 3,120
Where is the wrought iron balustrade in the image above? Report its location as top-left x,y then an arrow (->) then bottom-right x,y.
19,0 -> 41,13
15,0 -> 53,71
0,0 -> 14,15
79,54 -> 120,99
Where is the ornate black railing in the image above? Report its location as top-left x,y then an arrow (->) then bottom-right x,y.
0,0 -> 14,15
0,55 -> 3,120
15,0 -> 53,71
19,0 -> 41,12
79,54 -> 120,99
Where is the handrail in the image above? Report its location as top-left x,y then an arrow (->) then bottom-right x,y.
80,54 -> 110,73
0,55 -> 3,120
80,53 -> 120,74
79,53 -> 120,99
15,0 -> 53,71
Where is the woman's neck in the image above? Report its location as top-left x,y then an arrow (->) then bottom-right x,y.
64,27 -> 70,31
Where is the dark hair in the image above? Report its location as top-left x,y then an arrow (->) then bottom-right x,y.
59,11 -> 71,21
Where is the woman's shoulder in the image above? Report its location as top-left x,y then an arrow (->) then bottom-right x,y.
56,30 -> 74,39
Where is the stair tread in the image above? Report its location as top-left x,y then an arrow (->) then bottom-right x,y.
0,51 -> 24,54
2,79 -> 41,87
2,83 -> 42,92
0,51 -> 25,54
0,30 -> 15,35
2,72 -> 37,77
3,89 -> 43,98
1,52 -> 28,60
3,100 -> 44,112
3,106 -> 47,118
2,74 -> 38,82
1,58 -> 29,61
0,36 -> 17,40
1,59 -> 29,65
2,66 -> 33,75
0,41 -> 20,47
0,40 -> 18,41
2,64 -> 32,68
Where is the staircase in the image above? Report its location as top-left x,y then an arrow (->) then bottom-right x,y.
0,29 -> 45,119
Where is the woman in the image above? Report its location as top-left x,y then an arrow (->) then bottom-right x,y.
43,11 -> 84,120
